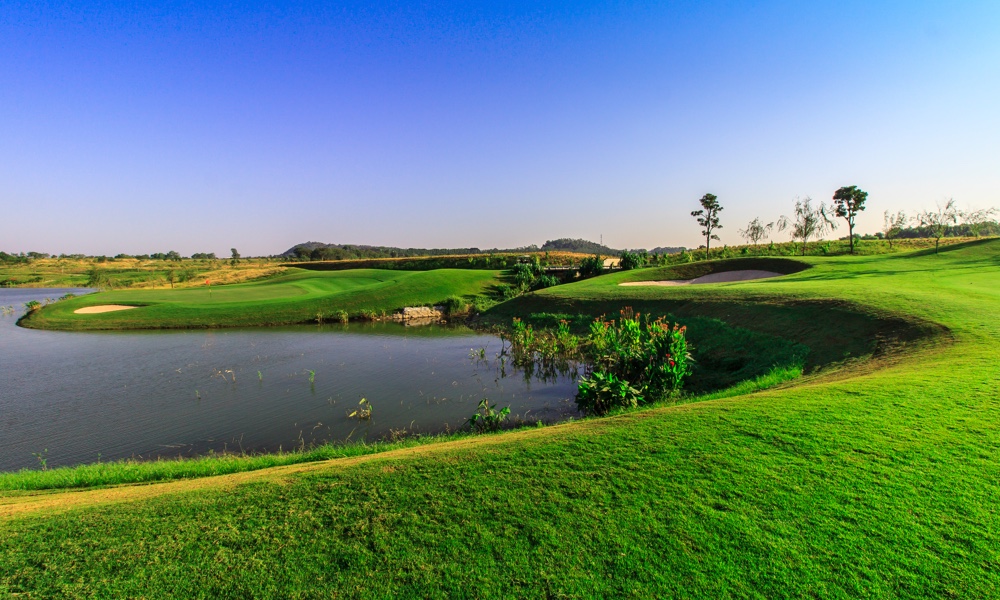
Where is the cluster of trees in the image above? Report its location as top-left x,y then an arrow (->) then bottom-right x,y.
0,251 -> 56,263
0,252 -> 31,264
868,200 -> 997,252
692,188 -> 998,257
285,242 -> 492,261
873,220 -> 1000,242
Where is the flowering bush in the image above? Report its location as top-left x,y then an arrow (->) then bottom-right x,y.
577,308 -> 693,414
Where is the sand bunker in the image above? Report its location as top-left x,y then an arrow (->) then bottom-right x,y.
619,270 -> 785,287
73,305 -> 139,314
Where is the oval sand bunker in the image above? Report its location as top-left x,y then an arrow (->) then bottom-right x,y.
73,305 -> 139,314
619,269 -> 784,287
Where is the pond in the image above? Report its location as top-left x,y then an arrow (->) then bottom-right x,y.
0,288 -> 580,472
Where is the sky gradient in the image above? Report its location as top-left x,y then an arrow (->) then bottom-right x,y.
2,1 -> 998,256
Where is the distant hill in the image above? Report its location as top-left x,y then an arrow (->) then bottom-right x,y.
539,238 -> 619,255
649,246 -> 686,255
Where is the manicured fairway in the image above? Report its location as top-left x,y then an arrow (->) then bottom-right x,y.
2,241 -> 999,598
19,268 -> 502,330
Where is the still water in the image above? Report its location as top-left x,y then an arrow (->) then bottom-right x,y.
0,288 -> 580,472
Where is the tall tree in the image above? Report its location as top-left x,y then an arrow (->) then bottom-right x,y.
777,197 -> 836,256
832,186 -> 868,254
882,210 -> 908,251
738,217 -> 774,247
691,193 -> 723,260
918,199 -> 959,253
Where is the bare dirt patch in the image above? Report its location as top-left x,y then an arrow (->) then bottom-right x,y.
73,305 -> 139,314
620,270 -> 785,287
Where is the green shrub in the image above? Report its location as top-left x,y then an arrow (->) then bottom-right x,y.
441,296 -> 467,315
532,274 -> 559,289
578,254 -> 604,278
495,284 -> 521,300
86,268 -> 114,289
510,263 -> 535,288
619,250 -> 647,271
471,296 -> 499,313
576,371 -> 644,416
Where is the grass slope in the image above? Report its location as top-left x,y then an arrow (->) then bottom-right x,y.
19,268 -> 501,330
3,241 -> 1000,598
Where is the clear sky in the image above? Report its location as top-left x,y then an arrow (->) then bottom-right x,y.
2,1 -> 998,256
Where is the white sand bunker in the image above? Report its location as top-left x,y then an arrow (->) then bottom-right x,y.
620,270 -> 785,287
73,305 -> 139,314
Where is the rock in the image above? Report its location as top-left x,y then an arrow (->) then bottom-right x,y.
392,306 -> 444,321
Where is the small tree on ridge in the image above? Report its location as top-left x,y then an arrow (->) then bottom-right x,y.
918,199 -> 959,253
882,210 -> 908,251
778,197 -> 836,256
738,217 -> 774,247
832,185 -> 868,254
691,193 -> 723,260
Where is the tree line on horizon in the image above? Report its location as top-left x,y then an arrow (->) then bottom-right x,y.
281,238 -> 685,262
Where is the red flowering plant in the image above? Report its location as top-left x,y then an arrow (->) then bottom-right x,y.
578,307 -> 693,413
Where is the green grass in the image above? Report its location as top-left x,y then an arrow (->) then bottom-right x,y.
3,241 -> 1000,597
19,268 -> 502,330
0,435 -> 484,493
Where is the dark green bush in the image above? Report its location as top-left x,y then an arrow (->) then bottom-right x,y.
441,296 -> 467,315
578,254 -> 604,278
532,275 -> 559,290
619,250 -> 647,271
576,371 -> 643,415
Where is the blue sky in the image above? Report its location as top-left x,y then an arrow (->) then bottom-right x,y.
2,1 -> 998,255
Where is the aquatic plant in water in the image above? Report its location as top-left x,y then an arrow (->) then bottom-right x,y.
497,318 -> 582,383
467,398 -> 511,433
348,397 -> 372,420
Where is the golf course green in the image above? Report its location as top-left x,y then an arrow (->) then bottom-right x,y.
2,240 -> 999,597
18,268 -> 502,330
